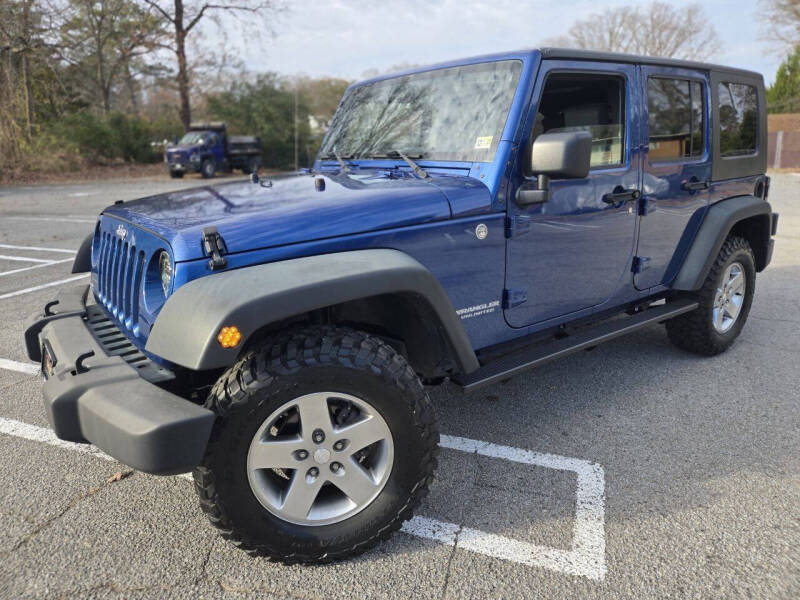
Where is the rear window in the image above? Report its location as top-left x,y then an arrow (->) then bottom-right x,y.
647,78 -> 704,161
718,82 -> 758,157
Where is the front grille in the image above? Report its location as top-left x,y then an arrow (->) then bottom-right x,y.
95,230 -> 145,331
85,304 -> 173,383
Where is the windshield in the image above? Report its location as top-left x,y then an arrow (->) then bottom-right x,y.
179,132 -> 206,145
320,60 -> 522,162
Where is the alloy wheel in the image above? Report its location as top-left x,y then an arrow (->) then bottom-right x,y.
246,392 -> 394,526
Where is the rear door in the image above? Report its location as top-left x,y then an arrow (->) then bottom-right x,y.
503,60 -> 641,328
635,66 -> 711,289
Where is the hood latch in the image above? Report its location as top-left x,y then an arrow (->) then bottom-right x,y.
202,227 -> 227,270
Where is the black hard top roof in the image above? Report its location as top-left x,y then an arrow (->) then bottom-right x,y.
539,47 -> 763,80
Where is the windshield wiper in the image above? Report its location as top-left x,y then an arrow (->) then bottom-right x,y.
387,150 -> 429,179
321,150 -> 351,173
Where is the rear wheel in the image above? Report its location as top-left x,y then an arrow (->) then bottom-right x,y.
241,156 -> 260,174
666,236 -> 755,355
193,326 -> 438,563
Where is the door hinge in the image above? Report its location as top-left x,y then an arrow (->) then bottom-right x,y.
502,288 -> 528,309
505,214 -> 533,239
202,227 -> 228,270
632,256 -> 650,274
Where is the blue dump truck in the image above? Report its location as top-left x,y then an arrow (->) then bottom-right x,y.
27,48 -> 776,564
164,122 -> 262,179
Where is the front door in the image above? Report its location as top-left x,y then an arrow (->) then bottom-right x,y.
635,66 -> 711,289
504,61 -> 641,328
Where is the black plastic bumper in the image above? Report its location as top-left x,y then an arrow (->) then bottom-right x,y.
168,161 -> 200,173
24,286 -> 215,475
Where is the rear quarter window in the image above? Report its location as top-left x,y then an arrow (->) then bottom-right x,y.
718,82 -> 758,157
647,77 -> 705,161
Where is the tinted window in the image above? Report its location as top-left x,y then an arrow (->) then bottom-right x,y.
718,82 -> 758,157
535,73 -> 625,168
647,78 -> 704,161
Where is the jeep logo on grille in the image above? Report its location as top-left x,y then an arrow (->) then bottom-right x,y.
115,224 -> 128,240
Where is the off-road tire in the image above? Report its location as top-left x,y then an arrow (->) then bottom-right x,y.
201,158 -> 216,179
666,236 -> 755,356
193,325 -> 439,564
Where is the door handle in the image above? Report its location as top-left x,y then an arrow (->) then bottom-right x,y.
602,188 -> 640,204
682,179 -> 710,191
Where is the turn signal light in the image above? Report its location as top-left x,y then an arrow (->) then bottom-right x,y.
217,326 -> 242,349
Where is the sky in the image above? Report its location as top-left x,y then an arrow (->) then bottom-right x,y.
218,0 -> 782,85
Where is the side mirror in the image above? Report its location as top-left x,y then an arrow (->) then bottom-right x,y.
531,131 -> 592,178
516,131 -> 592,207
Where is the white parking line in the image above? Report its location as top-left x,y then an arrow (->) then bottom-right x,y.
0,274 -> 89,300
0,399 -> 607,580
0,258 -> 75,278
0,254 -> 56,264
0,358 -> 39,375
0,417 -> 110,460
433,435 -> 606,580
0,244 -> 76,254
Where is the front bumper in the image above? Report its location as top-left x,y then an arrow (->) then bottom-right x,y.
168,159 -> 200,173
24,286 -> 215,475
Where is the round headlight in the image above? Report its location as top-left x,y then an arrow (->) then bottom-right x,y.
158,251 -> 172,297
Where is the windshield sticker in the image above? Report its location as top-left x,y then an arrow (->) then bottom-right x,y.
457,300 -> 500,320
474,136 -> 493,150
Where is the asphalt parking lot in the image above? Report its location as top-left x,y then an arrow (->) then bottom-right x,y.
0,173 -> 798,599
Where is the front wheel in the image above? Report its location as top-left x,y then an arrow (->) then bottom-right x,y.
200,158 -> 216,178
193,326 -> 438,563
666,235 -> 756,356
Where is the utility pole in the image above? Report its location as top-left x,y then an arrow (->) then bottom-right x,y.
294,83 -> 298,171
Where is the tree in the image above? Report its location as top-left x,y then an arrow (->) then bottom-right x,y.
206,73 -> 311,168
294,76 -> 350,129
767,46 -> 800,112
760,0 -> 800,54
547,1 -> 722,61
140,0 -> 281,130
0,0 -> 52,139
59,0 -> 164,114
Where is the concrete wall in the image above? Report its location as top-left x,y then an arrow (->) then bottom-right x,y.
768,113 -> 800,169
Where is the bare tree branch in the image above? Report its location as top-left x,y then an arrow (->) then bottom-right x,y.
760,0 -> 800,54
138,0 -> 282,129
546,1 -> 722,62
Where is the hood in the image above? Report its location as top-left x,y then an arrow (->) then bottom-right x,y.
103,171 -> 455,261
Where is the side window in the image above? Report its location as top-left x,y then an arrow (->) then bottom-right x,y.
718,82 -> 758,157
647,77 -> 705,161
534,73 -> 625,168
207,134 -> 218,146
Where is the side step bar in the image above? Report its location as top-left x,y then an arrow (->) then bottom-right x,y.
453,299 -> 698,393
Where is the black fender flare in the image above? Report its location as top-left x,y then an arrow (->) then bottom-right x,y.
145,249 -> 480,375
672,195 -> 773,291
71,234 -> 93,274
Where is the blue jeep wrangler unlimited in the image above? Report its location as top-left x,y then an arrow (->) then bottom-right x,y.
25,48 -> 777,563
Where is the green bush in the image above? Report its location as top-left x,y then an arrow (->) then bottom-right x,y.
46,111 -> 170,163
206,74 -> 314,170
